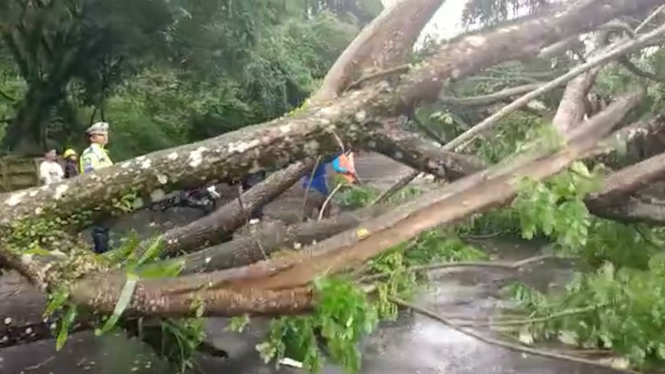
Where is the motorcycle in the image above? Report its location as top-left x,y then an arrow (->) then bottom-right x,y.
151,184 -> 221,214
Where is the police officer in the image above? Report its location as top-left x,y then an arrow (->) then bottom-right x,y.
80,122 -> 113,253
80,122 -> 113,173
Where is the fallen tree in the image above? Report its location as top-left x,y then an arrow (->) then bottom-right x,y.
3,0 -> 665,372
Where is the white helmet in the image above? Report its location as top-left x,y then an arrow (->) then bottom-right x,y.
86,122 -> 109,135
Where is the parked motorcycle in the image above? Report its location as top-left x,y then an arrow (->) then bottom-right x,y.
150,184 -> 221,214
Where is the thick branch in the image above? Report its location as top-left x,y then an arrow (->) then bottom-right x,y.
587,113 -> 665,168
174,206 -> 388,274
379,19 -> 665,201
367,123 -> 487,179
552,71 -> 603,134
69,274 -> 313,317
538,36 -> 585,59
587,152 -> 665,222
151,161 -> 314,257
591,199 -> 665,224
311,0 -> 444,102
396,0 -> 663,107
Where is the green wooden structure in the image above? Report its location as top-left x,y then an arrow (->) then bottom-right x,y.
0,156 -> 43,193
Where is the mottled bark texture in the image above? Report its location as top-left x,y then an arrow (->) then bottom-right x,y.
176,206 -> 388,274
0,0 -> 663,322
148,161 -> 315,257
221,89 -> 644,292
587,113 -> 665,169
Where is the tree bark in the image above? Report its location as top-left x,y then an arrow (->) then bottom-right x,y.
311,0 -> 445,102
174,206 -> 388,274
587,113 -> 665,169
587,152 -> 665,223
150,161 -> 315,257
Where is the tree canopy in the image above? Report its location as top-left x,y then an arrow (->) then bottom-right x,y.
0,0 -> 373,157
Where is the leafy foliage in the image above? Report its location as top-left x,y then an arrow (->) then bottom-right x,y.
506,257 -> 665,369
335,184 -> 421,208
251,227 -> 489,374
255,278 -> 379,373
498,162 -> 665,369
43,233 -> 206,373
223,184 -> 489,373
0,0 -> 362,157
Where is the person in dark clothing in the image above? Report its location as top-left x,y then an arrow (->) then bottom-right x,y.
62,148 -> 79,179
300,151 -> 347,219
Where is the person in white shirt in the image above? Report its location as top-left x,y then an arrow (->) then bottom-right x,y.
39,149 -> 64,185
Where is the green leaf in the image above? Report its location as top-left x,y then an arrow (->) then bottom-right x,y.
227,314 -> 251,332
138,259 -> 183,278
136,237 -> 165,266
570,161 -> 591,178
24,247 -> 52,256
44,287 -> 69,317
96,273 -> 139,335
56,305 -> 77,351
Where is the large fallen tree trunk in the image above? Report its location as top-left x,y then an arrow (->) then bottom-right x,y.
3,139 -> 660,348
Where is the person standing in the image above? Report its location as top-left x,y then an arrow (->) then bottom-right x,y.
62,148 -> 79,179
39,149 -> 64,185
80,122 -> 113,253
301,151 -> 348,219
302,152 -> 341,197
80,122 -> 113,173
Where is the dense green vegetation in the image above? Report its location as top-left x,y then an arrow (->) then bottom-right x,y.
0,0 -> 377,158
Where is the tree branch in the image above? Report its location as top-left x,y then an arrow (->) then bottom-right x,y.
391,298 -> 633,372
378,20 -> 665,201
221,90 -> 643,292
587,151 -> 665,223
438,83 -> 543,107
146,161 -> 315,257
172,206 -> 388,274
310,0 -> 444,102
